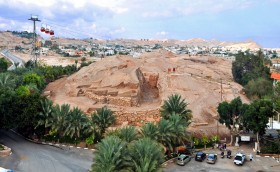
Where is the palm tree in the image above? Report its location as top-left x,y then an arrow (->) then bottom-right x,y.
118,126 -> 139,143
91,106 -> 116,137
160,94 -> 192,122
127,138 -> 164,172
169,113 -> 189,150
36,99 -> 54,129
156,119 -> 176,154
0,73 -> 15,89
51,104 -> 71,137
92,136 -> 128,172
64,107 -> 88,140
140,122 -> 159,140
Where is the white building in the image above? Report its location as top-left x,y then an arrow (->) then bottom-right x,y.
267,116 -> 280,130
40,47 -> 49,55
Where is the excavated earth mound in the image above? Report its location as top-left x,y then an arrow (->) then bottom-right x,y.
44,50 -> 249,132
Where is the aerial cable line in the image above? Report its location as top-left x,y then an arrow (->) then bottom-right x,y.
41,19 -> 95,37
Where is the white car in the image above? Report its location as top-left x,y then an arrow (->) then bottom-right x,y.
233,152 -> 246,165
0,167 -> 13,172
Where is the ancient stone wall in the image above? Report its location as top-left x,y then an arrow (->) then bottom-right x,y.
107,96 -> 133,107
81,68 -> 147,107
84,92 -> 140,107
114,108 -> 161,126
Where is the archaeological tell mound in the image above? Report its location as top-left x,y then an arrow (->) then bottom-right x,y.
44,50 -> 248,129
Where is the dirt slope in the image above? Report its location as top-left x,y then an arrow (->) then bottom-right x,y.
44,49 -> 249,134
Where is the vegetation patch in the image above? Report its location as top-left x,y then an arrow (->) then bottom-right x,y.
0,144 -> 4,150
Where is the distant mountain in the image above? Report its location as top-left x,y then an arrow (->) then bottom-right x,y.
0,31 -> 262,50
173,38 -> 261,49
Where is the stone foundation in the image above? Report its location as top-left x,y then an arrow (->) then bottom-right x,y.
114,109 -> 161,126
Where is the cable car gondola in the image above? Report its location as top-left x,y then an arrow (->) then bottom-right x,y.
40,27 -> 45,32
45,28 -> 50,34
50,30 -> 54,35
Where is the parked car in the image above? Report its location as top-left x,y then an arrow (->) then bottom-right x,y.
176,154 -> 191,166
206,153 -> 217,164
234,152 -> 246,165
195,152 -> 206,162
0,167 -> 13,172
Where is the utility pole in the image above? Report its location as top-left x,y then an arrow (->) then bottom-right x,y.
217,78 -> 223,136
221,79 -> 223,101
28,15 -> 41,66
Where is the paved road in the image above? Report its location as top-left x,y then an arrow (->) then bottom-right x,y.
164,147 -> 280,172
1,49 -> 24,70
0,130 -> 94,172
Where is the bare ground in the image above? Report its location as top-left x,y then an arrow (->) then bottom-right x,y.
43,50 -> 249,135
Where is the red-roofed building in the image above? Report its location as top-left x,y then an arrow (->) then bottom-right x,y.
271,72 -> 280,81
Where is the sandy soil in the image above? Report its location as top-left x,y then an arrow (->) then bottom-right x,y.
13,52 -> 77,67
43,49 -> 249,135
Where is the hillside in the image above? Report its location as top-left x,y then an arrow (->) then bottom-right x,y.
0,31 -> 31,49
44,50 -> 249,135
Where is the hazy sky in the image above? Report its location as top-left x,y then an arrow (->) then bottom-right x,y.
0,0 -> 279,47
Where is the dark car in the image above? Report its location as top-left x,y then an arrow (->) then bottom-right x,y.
195,152 -> 206,162
206,153 -> 217,164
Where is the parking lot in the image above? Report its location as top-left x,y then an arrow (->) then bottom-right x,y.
164,146 -> 280,172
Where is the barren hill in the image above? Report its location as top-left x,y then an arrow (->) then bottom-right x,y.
44,50 -> 249,134
0,31 -> 31,49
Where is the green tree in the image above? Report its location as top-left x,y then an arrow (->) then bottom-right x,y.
51,104 -> 71,137
169,113 -> 189,149
0,87 -> 16,128
89,51 -> 95,57
127,138 -> 164,172
241,99 -> 275,151
118,126 -> 139,143
0,58 -> 8,72
211,135 -> 220,146
81,57 -> 86,62
36,99 -> 54,128
0,73 -> 15,89
201,135 -> 209,150
193,137 -> 199,147
273,82 -> 280,121
156,119 -> 175,155
15,85 -> 30,97
13,93 -> 44,130
23,72 -> 45,89
244,78 -> 273,100
232,51 -> 271,86
217,97 -> 243,145
160,94 -> 192,122
64,107 -> 88,140
140,122 -> 159,140
91,106 -> 116,139
92,136 -> 128,172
